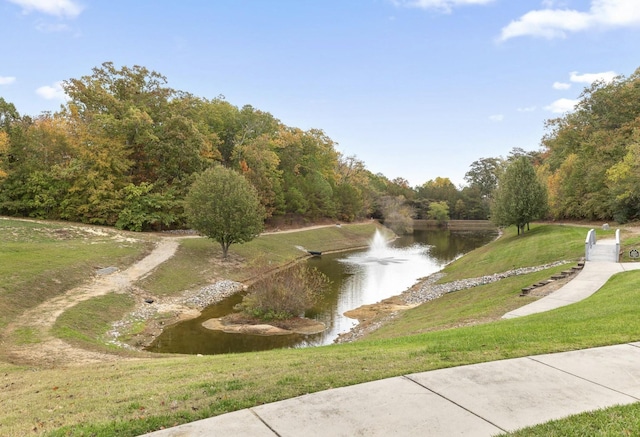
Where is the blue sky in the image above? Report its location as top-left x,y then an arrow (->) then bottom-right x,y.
1,0 -> 639,187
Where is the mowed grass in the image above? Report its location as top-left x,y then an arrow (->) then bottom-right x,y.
2,220 -> 640,436
138,223 -> 389,295
2,269 -> 639,436
438,224 -> 605,282
503,402 -> 640,436
0,218 -> 154,332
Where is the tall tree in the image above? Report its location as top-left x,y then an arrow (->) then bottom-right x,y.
464,157 -> 503,199
491,157 -> 547,235
416,177 -> 459,219
184,166 -> 264,258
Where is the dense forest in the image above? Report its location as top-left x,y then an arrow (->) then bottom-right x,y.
0,63 -> 639,231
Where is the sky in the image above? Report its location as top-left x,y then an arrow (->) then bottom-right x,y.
1,0 -> 639,187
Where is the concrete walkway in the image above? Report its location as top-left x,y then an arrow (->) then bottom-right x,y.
144,261 -> 640,437
503,261 -> 640,319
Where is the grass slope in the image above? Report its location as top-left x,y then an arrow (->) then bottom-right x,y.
1,221 -> 639,436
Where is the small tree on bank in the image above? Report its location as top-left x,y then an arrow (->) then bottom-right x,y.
185,166 -> 265,258
491,157 -> 547,235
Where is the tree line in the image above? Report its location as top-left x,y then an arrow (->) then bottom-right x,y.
1,62 -> 638,232
0,63 -> 426,230
415,66 -> 640,230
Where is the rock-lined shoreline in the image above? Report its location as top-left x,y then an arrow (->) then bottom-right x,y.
109,261 -> 571,350
107,280 -> 245,349
401,261 -> 569,305
335,260 -> 570,343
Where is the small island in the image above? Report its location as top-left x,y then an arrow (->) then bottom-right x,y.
202,314 -> 326,336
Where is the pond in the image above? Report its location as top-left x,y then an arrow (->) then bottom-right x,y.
146,227 -> 497,355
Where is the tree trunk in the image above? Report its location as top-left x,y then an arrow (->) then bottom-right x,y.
221,242 -> 230,259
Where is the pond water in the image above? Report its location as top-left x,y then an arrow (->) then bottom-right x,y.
146,228 -> 497,355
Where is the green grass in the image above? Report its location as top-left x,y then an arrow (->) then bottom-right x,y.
620,232 -> 640,263
2,220 -> 639,436
0,219 -> 154,331
439,224 -> 594,282
52,293 -> 136,350
503,403 -> 640,436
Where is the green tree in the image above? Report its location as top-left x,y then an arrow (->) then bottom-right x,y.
540,67 -> 640,221
115,182 -> 179,231
233,133 -> 285,218
427,201 -> 450,226
184,166 -> 265,258
417,177 -> 459,212
464,157 -> 504,206
415,177 -> 459,220
491,157 -> 547,235
606,141 -> 640,222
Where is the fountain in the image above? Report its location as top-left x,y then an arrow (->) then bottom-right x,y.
147,228 -> 498,354
343,229 -> 407,266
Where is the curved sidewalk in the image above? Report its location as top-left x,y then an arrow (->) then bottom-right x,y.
144,262 -> 640,437
503,261 -> 640,319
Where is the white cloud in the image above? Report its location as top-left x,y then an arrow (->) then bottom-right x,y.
35,21 -> 71,32
7,0 -> 83,18
36,81 -> 68,102
545,98 -> 579,113
517,106 -> 536,112
392,0 -> 495,13
553,81 -> 571,90
0,76 -> 16,85
498,0 -> 640,41
489,114 -> 504,122
569,70 -> 618,84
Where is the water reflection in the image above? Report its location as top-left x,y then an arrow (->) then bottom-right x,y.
147,228 -> 496,355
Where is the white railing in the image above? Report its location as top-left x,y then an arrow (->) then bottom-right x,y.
585,228 -> 596,261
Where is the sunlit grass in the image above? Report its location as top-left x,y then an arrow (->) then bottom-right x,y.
2,220 -> 639,436
502,403 -> 640,436
138,222 -> 387,294
0,219 -> 154,330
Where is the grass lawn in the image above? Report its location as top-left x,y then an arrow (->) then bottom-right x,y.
137,222 -> 390,295
0,219 -> 154,333
503,402 -> 640,436
1,219 -> 639,436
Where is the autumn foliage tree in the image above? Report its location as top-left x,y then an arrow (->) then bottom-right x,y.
540,67 -> 640,222
0,62 -> 408,228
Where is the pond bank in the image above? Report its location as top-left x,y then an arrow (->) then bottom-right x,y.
335,260 -> 571,343
111,223 -> 391,351
111,223 -> 502,353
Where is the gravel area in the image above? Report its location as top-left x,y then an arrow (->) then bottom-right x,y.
179,280 -> 246,309
106,280 -> 245,349
401,261 -> 569,305
335,260 -> 572,344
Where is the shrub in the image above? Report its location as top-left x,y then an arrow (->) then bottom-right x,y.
238,264 -> 330,320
